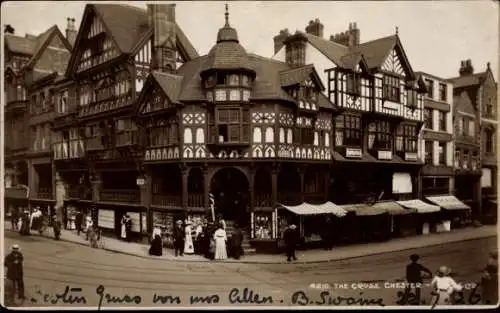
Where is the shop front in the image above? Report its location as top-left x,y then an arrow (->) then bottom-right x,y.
397,199 -> 441,234
95,203 -> 147,242
372,201 -> 417,238
339,204 -> 391,243
426,195 -> 471,229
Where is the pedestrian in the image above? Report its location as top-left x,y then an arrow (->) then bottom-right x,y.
217,214 -> 226,230
53,215 -> 62,240
184,220 -> 194,255
174,220 -> 185,257
10,207 -> 19,231
214,223 -> 228,260
230,224 -> 244,260
125,215 -> 132,242
149,234 -> 163,256
20,211 -> 30,236
402,254 -> 432,305
75,210 -> 83,236
85,215 -> 93,240
4,244 -> 25,300
481,250 -> 498,305
430,265 -> 463,306
284,224 -> 299,262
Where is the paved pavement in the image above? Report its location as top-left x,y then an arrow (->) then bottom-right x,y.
3,231 -> 497,309
3,222 -> 497,264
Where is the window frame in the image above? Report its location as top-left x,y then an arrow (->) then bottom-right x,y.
214,107 -> 250,144
424,108 -> 433,129
382,75 -> 401,102
438,111 -> 446,131
346,72 -> 361,96
335,114 -> 362,148
425,79 -> 434,99
396,124 -> 418,153
425,140 -> 433,164
437,141 -> 446,165
368,121 -> 392,150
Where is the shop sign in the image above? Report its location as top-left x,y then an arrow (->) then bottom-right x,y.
378,150 -> 392,160
405,152 -> 418,161
383,101 -> 399,110
345,148 -> 362,158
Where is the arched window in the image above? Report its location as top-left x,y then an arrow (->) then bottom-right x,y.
287,129 -> 293,144
253,127 -> 262,143
279,128 -> 285,143
184,128 -> 193,144
265,127 -> 274,143
325,132 -> 330,147
195,128 -> 205,143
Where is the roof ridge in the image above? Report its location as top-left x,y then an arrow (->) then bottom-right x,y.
358,34 -> 397,47
247,53 -> 286,65
303,32 -> 349,50
93,3 -> 146,14
152,71 -> 183,79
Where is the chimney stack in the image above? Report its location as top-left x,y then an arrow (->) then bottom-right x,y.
273,28 -> 290,54
148,4 -> 177,73
305,18 -> 324,38
459,58 -> 474,76
65,17 -> 77,47
330,22 -> 360,47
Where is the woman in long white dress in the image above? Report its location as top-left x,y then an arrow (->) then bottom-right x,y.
430,266 -> 463,306
213,225 -> 227,260
120,216 -> 127,240
184,221 -> 194,254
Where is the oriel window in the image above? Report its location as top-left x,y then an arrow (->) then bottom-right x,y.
335,114 -> 361,147
346,73 -> 360,95
383,75 -> 400,102
369,121 -> 391,150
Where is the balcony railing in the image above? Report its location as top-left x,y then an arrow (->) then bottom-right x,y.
37,188 -> 53,199
255,193 -> 272,207
100,189 -> 140,203
79,93 -> 132,117
188,194 -> 204,207
152,194 -> 181,207
67,186 -> 92,200
115,131 -> 139,147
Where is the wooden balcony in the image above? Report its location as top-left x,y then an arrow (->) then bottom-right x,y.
100,189 -> 140,203
255,193 -> 272,207
187,193 -> 204,207
4,186 -> 29,199
115,131 -> 139,147
79,93 -> 132,117
37,188 -> 53,200
67,186 -> 92,200
152,194 -> 181,207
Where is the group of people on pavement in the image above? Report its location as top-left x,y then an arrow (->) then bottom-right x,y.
10,206 -> 63,240
149,215 -> 245,261
402,251 -> 498,306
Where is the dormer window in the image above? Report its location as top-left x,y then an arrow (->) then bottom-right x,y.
383,75 -> 400,102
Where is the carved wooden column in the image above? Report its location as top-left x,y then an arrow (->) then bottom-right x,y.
248,164 -> 255,213
181,165 -> 189,210
298,166 -> 306,202
203,166 -> 210,217
91,172 -> 102,202
271,164 -> 279,207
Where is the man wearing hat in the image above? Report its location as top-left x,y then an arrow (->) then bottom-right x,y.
283,223 -> 299,262
4,244 -> 25,300
402,254 -> 432,305
173,220 -> 185,257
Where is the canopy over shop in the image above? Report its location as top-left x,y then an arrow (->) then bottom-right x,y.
426,195 -> 471,229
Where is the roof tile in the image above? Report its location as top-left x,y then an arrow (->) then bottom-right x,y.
151,71 -> 183,104
5,34 -> 38,55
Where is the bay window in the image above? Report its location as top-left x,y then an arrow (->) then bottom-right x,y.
368,121 -> 391,150
115,119 -> 138,147
85,123 -> 105,150
335,114 -> 361,147
396,124 -> 417,152
407,88 -> 417,108
383,75 -> 400,102
214,108 -> 250,144
69,128 -> 84,158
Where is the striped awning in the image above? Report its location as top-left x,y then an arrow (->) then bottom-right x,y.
397,200 -> 441,214
372,201 -> 416,215
426,195 -> 471,210
278,202 -> 347,217
339,204 -> 388,216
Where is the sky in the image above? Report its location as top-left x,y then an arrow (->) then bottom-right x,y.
1,1 -> 498,80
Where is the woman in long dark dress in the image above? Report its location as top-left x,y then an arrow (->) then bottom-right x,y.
149,235 -> 163,256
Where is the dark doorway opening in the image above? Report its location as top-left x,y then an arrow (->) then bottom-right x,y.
210,167 -> 249,226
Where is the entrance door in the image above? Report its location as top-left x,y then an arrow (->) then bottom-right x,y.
210,167 -> 249,226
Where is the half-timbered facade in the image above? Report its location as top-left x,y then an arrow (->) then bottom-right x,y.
52,3 -> 199,237
448,60 -> 498,223
135,7 -> 337,244
274,21 -> 427,207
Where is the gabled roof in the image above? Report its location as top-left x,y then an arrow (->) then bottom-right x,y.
4,34 -> 37,55
454,89 -> 477,115
24,25 -> 72,70
279,64 -> 325,91
66,4 -> 199,76
303,32 -> 348,66
340,52 -> 369,72
352,35 -> 397,69
151,71 -> 183,104
448,72 -> 488,88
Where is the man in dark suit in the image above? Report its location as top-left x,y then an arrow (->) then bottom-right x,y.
75,210 -> 83,236
230,224 -> 244,260
173,220 -> 185,257
4,245 -> 25,300
284,224 -> 299,262
402,254 -> 432,305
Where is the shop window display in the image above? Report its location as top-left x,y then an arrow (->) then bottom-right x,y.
253,213 -> 272,239
152,211 -> 175,247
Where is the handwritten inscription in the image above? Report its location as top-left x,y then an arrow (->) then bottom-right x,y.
153,293 -> 182,304
36,286 -> 87,305
291,290 -> 385,306
229,288 -> 274,304
96,285 -> 141,310
190,294 -> 220,305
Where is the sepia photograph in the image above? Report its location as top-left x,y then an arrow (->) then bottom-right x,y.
1,0 -> 498,309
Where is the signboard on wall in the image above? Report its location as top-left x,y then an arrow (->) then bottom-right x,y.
345,148 -> 362,158
392,172 -> 413,194
405,152 -> 418,161
128,212 -> 141,233
98,210 -> 114,229
378,150 -> 392,160
481,168 -> 492,188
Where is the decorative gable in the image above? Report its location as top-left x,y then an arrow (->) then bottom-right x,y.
137,76 -> 177,115
381,49 -> 405,77
88,16 -> 105,39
